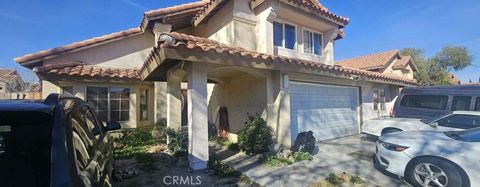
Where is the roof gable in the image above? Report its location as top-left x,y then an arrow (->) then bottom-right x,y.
392,55 -> 417,71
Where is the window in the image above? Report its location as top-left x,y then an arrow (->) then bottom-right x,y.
373,89 -> 386,111
61,86 -> 73,95
273,21 -> 296,50
475,97 -> 480,111
452,96 -> 471,111
303,30 -> 323,55
86,87 -> 130,122
86,87 -> 108,122
437,115 -> 480,129
140,89 -> 149,121
400,95 -> 448,110
109,88 -> 130,122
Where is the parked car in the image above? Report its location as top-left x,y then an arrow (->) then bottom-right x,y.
392,85 -> 480,119
375,128 -> 480,187
0,93 -> 121,187
363,111 -> 480,136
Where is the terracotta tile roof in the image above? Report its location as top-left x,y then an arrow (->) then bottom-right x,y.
336,50 -> 400,71
29,82 -> 41,92
15,28 -> 142,65
143,32 -> 415,85
141,1 -> 208,30
0,69 -> 21,83
34,61 -> 140,81
392,55 -> 417,71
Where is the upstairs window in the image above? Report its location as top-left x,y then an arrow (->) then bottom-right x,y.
273,21 -> 296,50
303,30 -> 323,55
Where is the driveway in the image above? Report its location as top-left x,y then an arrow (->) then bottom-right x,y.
223,134 -> 411,187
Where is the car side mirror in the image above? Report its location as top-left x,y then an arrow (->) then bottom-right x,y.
105,122 -> 121,131
429,122 -> 439,128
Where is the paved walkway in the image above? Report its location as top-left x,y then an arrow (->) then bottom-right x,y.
223,135 -> 411,187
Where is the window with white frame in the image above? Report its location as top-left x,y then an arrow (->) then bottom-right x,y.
273,21 -> 296,50
303,30 -> 323,55
86,87 -> 130,122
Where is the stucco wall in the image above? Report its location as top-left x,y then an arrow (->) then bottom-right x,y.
208,73 -> 267,142
44,33 -> 154,69
41,80 -> 155,129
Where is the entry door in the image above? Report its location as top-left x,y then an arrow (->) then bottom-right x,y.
290,82 -> 360,142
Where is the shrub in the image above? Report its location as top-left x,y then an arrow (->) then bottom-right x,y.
350,175 -> 364,184
117,128 -> 156,147
208,154 -> 241,178
325,173 -> 343,185
216,138 -> 240,152
292,151 -> 313,162
237,114 -> 273,155
162,127 -> 188,157
264,155 -> 292,167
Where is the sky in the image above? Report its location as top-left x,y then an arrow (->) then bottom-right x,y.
0,0 -> 479,83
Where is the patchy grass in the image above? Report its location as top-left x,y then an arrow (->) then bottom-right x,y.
264,155 -> 293,167
349,175 -> 365,184
216,138 -> 240,152
310,173 -> 368,187
325,173 -> 343,185
292,151 -> 313,162
114,128 -> 163,159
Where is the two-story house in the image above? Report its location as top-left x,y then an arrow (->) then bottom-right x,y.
15,0 -> 416,170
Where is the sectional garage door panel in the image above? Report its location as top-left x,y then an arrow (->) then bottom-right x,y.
290,82 -> 359,141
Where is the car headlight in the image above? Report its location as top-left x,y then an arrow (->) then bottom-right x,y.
380,140 -> 409,152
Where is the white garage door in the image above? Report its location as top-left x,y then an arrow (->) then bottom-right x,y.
290,82 -> 359,142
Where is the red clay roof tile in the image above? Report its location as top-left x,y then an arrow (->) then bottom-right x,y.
143,32 -> 415,85
35,62 -> 140,80
336,50 -> 400,71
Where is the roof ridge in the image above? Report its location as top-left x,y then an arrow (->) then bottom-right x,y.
337,49 -> 399,63
15,28 -> 142,64
144,1 -> 208,17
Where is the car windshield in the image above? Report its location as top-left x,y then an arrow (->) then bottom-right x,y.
444,127 -> 480,142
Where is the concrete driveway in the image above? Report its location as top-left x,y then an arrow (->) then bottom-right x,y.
224,134 -> 411,187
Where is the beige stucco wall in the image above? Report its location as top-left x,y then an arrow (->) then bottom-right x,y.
44,33 -> 154,69
41,80 -> 155,129
207,72 -> 267,142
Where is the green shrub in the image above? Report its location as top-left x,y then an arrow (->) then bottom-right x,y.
237,114 -> 273,155
350,175 -> 364,184
292,151 -> 313,162
114,128 -> 158,159
325,173 -> 343,185
162,127 -> 188,157
216,138 -> 240,152
208,154 -> 241,178
264,155 -> 292,167
117,128 -> 156,147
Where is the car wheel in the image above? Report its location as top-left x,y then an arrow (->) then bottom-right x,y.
381,128 -> 402,135
406,157 -> 462,187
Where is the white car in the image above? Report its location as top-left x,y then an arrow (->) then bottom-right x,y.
375,129 -> 480,187
363,111 -> 480,136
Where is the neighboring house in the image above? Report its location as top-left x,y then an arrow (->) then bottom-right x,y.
15,0 -> 416,170
0,68 -> 28,99
336,50 -> 417,80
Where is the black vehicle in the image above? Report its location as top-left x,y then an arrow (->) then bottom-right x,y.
0,93 -> 121,187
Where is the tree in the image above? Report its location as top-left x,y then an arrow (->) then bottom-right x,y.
401,46 -> 474,86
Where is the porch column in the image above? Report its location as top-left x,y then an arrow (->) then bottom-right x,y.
166,69 -> 185,130
186,62 -> 208,170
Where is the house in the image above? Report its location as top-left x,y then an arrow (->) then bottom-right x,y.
336,50 -> 417,80
0,68 -> 28,99
15,0 -> 416,170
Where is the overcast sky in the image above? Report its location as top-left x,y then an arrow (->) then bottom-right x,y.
0,0 -> 478,82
